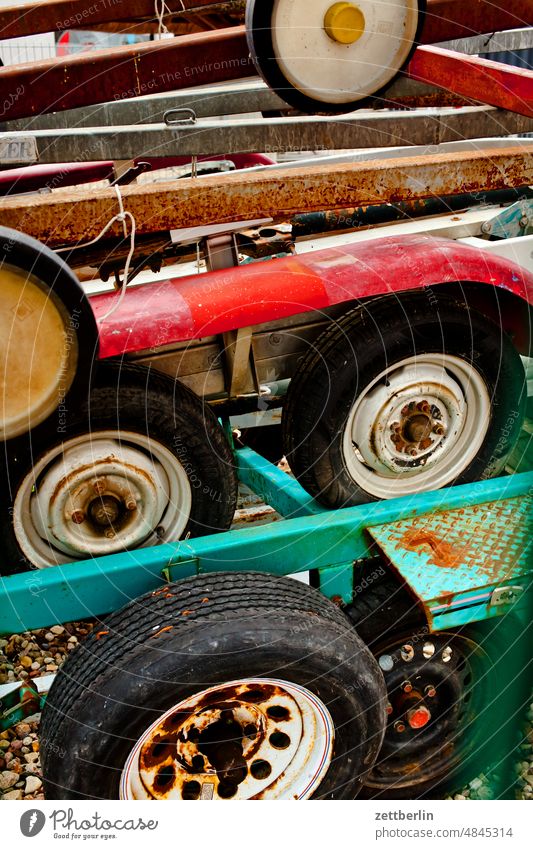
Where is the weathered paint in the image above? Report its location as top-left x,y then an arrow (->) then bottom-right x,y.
92,234 -> 533,359
1,145 -> 531,245
0,452 -> 530,635
410,46 -> 533,119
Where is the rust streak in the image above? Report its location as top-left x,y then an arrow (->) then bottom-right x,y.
398,530 -> 465,569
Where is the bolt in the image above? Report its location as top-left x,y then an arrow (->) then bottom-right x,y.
393,721 -> 406,733
390,422 -> 400,431
386,702 -> 393,715
104,528 -> 116,539
433,424 -> 445,436
417,400 -> 430,413
401,405 -> 410,416
93,479 -> 106,495
402,681 -> 413,693
407,447 -> 418,457
425,685 -> 436,698
125,498 -> 137,511
71,510 -> 85,525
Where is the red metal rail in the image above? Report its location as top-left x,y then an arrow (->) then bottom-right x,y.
0,0 -> 531,41
0,2 -> 532,121
410,46 -> 533,119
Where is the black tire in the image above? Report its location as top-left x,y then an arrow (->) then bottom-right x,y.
41,572 -> 387,800
0,226 -> 98,445
0,361 -> 237,574
283,292 -> 527,507
348,579 -> 530,798
246,0 -> 426,115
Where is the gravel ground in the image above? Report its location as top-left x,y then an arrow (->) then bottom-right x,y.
1,621 -> 531,801
0,622 -> 94,801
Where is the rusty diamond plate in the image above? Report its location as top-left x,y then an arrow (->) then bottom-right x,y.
368,495 -> 532,610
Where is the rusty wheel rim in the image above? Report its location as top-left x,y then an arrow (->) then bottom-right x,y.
366,631 -> 490,793
120,678 -> 335,800
13,430 -> 192,567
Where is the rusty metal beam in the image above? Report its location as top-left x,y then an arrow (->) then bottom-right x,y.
1,0 -> 530,42
0,0 -> 236,38
410,46 -> 533,119
0,26 -> 254,122
422,0 -> 533,44
0,146 -> 531,248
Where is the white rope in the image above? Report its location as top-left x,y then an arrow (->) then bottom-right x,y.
155,0 -> 185,39
57,185 -> 136,322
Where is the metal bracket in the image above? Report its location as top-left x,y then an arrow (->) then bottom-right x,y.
489,585 -> 524,608
163,107 -> 197,126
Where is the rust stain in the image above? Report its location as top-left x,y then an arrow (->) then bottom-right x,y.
398,529 -> 465,568
152,625 -> 174,637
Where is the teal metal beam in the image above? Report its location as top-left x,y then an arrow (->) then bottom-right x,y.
0,453 -> 531,635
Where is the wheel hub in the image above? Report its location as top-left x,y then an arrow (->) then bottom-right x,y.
343,354 -> 491,498
367,633 -> 484,791
324,3 -> 365,45
121,679 -> 334,800
14,431 -> 193,566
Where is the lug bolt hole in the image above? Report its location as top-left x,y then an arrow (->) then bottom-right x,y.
217,782 -> 238,799
191,755 -> 204,772
182,780 -> 201,800
266,705 -> 290,720
250,759 -> 272,780
269,731 -> 291,750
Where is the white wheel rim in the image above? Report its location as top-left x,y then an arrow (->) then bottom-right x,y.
0,265 -> 77,441
342,355 -> 491,499
121,678 -> 335,800
13,430 -> 192,567
271,0 -> 420,104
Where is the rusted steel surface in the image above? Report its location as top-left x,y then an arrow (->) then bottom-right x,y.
0,146 -> 531,248
0,26 -> 254,122
410,46 -> 533,119
368,494 -> 532,624
422,0 -> 533,44
0,0 -> 241,38
1,0 -> 529,42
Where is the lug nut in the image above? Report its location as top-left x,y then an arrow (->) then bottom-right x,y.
433,424 -> 445,436
93,479 -> 106,494
386,702 -> 393,715
393,721 -> 406,733
402,681 -> 413,693
390,422 -> 400,431
125,498 -> 137,511
424,685 -> 436,698
71,510 -> 85,525
104,528 -> 116,539
407,447 -> 418,457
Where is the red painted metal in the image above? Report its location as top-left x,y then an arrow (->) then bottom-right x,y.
0,154 -> 275,197
0,27 -> 254,121
1,0 -> 530,42
0,0 -> 224,38
421,0 -> 533,44
92,235 -> 533,359
410,46 -> 533,119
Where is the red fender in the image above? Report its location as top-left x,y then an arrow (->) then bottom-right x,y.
93,234 -> 533,359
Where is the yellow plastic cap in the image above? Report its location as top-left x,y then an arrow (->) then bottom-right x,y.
324,2 -> 365,45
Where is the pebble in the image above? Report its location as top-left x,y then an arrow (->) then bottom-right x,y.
24,752 -> 39,763
24,775 -> 42,794
0,770 -> 19,790
2,789 -> 23,800
50,625 -> 65,635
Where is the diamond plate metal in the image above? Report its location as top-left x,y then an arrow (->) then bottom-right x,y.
368,495 -> 533,617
